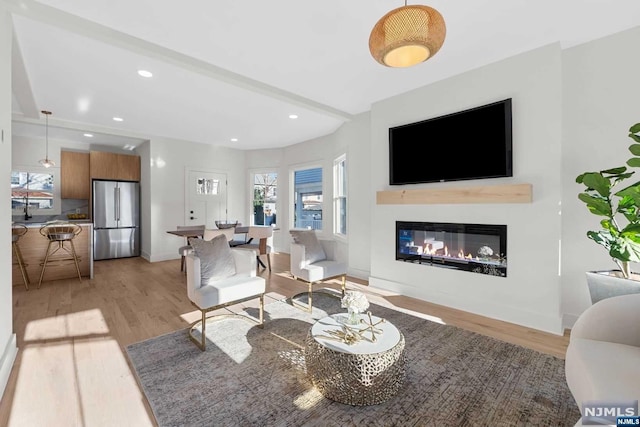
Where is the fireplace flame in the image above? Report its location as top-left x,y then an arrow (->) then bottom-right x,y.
418,242 -> 496,263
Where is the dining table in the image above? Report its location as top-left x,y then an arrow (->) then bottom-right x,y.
165,229 -> 205,239
166,226 -> 251,245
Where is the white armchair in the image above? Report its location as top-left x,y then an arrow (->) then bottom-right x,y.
186,247 -> 266,351
290,236 -> 347,312
565,293 -> 640,425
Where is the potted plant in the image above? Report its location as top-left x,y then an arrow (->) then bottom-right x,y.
576,122 -> 640,303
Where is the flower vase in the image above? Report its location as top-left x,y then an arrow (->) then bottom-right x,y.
347,307 -> 360,325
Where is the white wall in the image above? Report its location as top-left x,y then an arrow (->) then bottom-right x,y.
138,140 -> 151,260
245,113 -> 372,279
369,44 -> 564,334
11,134 -> 92,166
0,4 -> 17,398
146,137 -> 246,262
561,26 -> 640,326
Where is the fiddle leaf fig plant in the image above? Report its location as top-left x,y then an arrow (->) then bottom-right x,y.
576,123 -> 640,279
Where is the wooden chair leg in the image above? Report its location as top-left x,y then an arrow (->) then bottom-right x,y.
341,275 -> 346,297
266,254 -> 271,271
38,240 -> 54,289
69,240 -> 82,282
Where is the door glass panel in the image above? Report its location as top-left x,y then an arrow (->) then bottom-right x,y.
196,178 -> 219,195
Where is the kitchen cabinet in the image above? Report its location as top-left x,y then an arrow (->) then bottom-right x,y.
90,151 -> 140,181
61,151 -> 90,199
11,222 -> 93,286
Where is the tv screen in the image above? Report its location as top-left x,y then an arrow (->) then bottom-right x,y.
389,99 -> 512,185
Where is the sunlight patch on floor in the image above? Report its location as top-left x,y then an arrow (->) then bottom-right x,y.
293,388 -> 323,410
73,338 -> 154,426
10,342 -> 82,426
10,337 -> 154,427
23,308 -> 110,341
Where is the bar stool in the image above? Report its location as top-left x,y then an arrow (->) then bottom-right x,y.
38,222 -> 83,289
12,223 -> 30,290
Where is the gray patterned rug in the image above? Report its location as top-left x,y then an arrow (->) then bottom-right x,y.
126,293 -> 580,427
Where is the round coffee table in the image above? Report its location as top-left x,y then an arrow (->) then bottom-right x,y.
304,313 -> 405,406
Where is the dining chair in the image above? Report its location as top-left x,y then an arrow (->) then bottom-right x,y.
177,224 -> 205,273
236,226 -> 274,272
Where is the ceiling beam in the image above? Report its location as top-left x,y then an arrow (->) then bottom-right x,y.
13,113 -> 149,142
5,0 -> 354,122
11,28 -> 39,118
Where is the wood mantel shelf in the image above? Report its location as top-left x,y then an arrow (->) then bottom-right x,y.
376,183 -> 533,205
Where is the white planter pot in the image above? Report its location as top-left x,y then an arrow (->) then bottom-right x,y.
586,270 -> 640,304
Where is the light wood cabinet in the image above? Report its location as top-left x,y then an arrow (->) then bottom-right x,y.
117,153 -> 141,181
90,151 -> 140,181
61,151 -> 90,199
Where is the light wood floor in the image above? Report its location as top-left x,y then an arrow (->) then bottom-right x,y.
0,252 -> 570,426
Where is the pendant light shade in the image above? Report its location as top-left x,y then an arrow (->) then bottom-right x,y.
369,3 -> 446,68
39,110 -> 55,168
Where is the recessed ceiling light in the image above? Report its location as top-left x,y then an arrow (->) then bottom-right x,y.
137,70 -> 153,78
289,114 -> 298,119
83,133 -> 94,138
113,117 -> 124,122
230,138 -> 238,142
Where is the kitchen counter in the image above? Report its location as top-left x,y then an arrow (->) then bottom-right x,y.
13,219 -> 93,227
12,222 -> 94,287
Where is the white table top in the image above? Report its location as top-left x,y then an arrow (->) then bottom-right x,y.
310,313 -> 401,355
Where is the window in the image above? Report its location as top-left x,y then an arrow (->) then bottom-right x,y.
252,172 -> 277,226
11,170 -> 57,216
293,167 -> 322,230
196,177 -> 219,195
333,155 -> 347,236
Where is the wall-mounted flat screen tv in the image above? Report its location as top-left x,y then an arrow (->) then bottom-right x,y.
389,98 -> 513,185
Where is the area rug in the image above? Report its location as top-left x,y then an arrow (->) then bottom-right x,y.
126,294 -> 580,427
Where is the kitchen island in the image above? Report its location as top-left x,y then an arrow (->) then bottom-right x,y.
12,221 -> 93,287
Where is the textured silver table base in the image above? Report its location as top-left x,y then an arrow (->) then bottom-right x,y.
304,330 -> 405,406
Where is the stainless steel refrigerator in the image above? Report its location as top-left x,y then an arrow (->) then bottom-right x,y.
93,180 -> 140,260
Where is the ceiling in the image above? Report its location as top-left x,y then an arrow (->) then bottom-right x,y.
7,0 -> 640,151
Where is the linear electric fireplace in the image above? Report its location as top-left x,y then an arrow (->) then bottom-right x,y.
396,221 -> 507,277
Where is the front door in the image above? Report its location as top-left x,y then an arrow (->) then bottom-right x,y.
185,169 -> 227,229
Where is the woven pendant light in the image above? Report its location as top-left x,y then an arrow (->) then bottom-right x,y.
38,110 -> 55,168
369,2 -> 446,68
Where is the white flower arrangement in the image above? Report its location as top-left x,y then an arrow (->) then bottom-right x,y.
341,290 -> 369,313
477,246 -> 494,257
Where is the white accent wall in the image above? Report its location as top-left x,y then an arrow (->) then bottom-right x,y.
369,44 -> 564,334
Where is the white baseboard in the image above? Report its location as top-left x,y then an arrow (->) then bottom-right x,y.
347,267 -> 370,281
562,313 -> 580,330
148,252 -> 180,263
369,276 -> 564,335
0,334 -> 17,398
